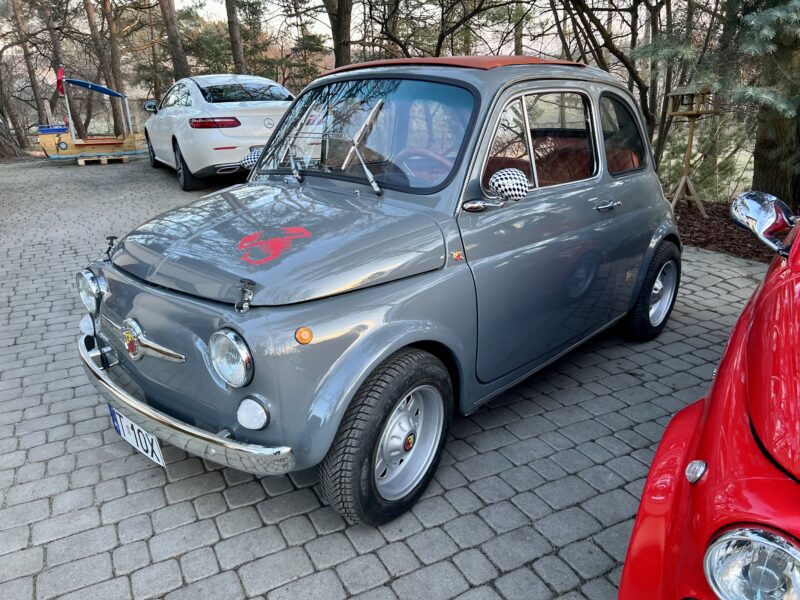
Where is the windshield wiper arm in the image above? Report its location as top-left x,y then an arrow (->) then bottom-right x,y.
287,143 -> 303,183
349,142 -> 382,196
341,100 -> 384,171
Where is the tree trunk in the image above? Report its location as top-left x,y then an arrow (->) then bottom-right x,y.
157,0 -> 191,80
84,0 -> 125,136
0,64 -> 27,149
225,0 -> 247,73
323,0 -> 352,67
10,0 -> 47,125
149,7 -> 163,100
752,106 -> 799,211
513,2 -> 524,55
38,0 -> 88,139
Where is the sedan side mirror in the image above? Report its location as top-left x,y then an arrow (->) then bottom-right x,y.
488,168 -> 530,202
143,100 -> 158,113
731,191 -> 796,253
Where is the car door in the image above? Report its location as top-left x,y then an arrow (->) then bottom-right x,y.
458,83 -> 623,383
149,85 -> 180,161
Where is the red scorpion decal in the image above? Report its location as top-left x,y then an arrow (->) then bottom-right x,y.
238,227 -> 312,265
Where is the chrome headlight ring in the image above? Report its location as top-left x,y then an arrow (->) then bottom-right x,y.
76,269 -> 103,315
208,329 -> 254,388
704,527 -> 800,600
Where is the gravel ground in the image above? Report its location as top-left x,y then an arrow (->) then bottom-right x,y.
0,157 -> 768,599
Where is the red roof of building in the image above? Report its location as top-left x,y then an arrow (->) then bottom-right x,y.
328,56 -> 585,75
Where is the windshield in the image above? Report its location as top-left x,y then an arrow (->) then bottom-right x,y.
200,82 -> 293,103
257,78 -> 475,191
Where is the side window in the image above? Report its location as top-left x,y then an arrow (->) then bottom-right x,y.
600,94 -> 646,175
160,87 -> 178,109
172,85 -> 191,107
525,92 -> 596,186
482,98 -> 531,190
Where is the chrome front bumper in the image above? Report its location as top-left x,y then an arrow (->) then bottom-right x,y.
78,334 -> 295,476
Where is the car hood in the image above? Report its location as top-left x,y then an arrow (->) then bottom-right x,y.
111,182 -> 446,306
744,256 -> 800,479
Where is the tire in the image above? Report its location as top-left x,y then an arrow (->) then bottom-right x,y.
146,133 -> 161,169
173,142 -> 204,191
320,348 -> 453,525
623,241 -> 681,341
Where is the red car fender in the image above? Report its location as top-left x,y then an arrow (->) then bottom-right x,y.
618,399 -> 705,599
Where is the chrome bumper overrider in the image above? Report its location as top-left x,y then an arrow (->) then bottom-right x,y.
78,334 -> 295,476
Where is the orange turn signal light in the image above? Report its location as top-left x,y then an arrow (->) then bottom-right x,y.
295,326 -> 313,345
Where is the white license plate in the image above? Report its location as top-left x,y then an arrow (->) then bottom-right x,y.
108,405 -> 165,467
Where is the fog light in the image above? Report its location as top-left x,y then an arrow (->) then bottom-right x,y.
237,398 -> 269,430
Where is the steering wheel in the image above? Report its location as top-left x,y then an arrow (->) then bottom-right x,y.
395,147 -> 453,180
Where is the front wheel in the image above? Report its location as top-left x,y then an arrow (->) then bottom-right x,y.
320,348 -> 453,525
623,241 -> 681,341
173,143 -> 204,191
146,133 -> 161,169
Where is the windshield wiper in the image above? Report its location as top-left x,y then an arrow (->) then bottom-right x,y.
341,100 -> 384,171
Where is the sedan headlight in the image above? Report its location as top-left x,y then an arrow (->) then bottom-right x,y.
705,528 -> 800,600
209,329 -> 253,388
76,269 -> 102,315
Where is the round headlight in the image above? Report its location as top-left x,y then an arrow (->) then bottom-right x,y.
76,269 -> 102,314
705,528 -> 800,599
209,329 -> 253,388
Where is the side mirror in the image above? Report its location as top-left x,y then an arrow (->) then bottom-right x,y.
731,191 -> 796,253
143,100 -> 158,113
488,168 -> 530,202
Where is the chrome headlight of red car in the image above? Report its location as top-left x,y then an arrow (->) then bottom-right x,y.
704,528 -> 800,600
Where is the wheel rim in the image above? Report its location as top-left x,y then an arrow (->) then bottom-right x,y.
373,384 -> 444,502
649,260 -> 677,326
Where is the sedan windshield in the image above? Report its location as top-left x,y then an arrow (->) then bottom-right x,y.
257,78 -> 475,190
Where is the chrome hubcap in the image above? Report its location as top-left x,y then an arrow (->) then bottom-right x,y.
374,385 -> 444,501
649,260 -> 677,326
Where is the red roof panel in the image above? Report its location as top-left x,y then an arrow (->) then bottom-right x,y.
328,56 -> 585,75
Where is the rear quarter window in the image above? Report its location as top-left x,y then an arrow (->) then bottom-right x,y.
599,94 -> 646,175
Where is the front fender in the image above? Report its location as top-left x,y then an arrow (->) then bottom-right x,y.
264,265 -> 477,469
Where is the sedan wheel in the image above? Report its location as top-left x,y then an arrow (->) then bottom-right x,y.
147,135 -> 161,169
173,143 -> 204,191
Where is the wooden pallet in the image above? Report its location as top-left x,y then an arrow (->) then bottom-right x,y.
76,155 -> 130,166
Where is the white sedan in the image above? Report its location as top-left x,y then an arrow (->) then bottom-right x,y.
143,74 -> 293,191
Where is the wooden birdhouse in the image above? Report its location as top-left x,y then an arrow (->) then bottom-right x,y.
667,85 -> 721,217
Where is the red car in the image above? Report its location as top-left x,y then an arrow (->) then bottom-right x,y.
620,191 -> 800,600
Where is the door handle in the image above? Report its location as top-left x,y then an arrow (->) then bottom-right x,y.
595,199 -> 622,211
462,199 -> 505,212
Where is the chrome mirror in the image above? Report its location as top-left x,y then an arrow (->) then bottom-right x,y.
731,191 -> 796,253
143,100 -> 158,113
488,168 -> 530,202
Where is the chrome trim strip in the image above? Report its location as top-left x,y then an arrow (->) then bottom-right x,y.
100,315 -> 186,363
78,335 -> 295,476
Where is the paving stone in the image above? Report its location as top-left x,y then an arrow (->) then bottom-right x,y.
454,587 -> 502,600
392,561 -> 469,600
479,500 -> 530,533
151,501 -> 197,533
533,555 -> 581,593
1,547 -> 42,584
268,569 -> 346,600
495,567 -> 553,600
149,520 -> 220,562
257,488 -> 320,524
336,554 -> 390,595
309,506 -> 347,534
165,471 -> 226,503
0,525 -> 30,557
112,541 -> 150,575
582,489 -> 640,526
31,507 -> 98,544
179,547 -> 220,583
165,571 -> 245,600
406,528 -> 458,564
452,548 -> 499,586
36,553 -> 112,599
214,526 -> 286,569
535,506 -> 602,546
305,532 -> 357,569
59,578 -> 132,600
377,542 -> 421,577
535,475 -> 596,510
279,515 -> 318,546
443,514 -> 494,549
481,526 -> 551,572
46,525 -> 118,566
224,481 -> 266,508
559,540 -> 615,580
216,505 -> 262,538
117,514 -> 153,544
411,495 -> 458,527
131,560 -> 183,600
101,489 -> 165,524
239,547 -> 314,596
345,524 -> 386,554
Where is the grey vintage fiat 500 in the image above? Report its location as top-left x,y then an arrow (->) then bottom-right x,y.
77,56 -> 680,524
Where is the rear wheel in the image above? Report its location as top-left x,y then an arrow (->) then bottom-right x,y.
623,241 -> 680,341
173,142 -> 204,191
146,133 -> 161,169
320,348 -> 452,525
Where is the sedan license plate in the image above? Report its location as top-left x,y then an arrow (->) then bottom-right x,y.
108,405 -> 165,467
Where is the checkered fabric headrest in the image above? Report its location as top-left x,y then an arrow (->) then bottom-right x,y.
488,168 -> 529,201
240,147 -> 263,170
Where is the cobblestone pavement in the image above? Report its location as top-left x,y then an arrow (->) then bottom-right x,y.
0,157 -> 768,599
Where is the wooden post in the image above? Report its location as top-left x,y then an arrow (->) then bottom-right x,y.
669,114 -> 708,218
